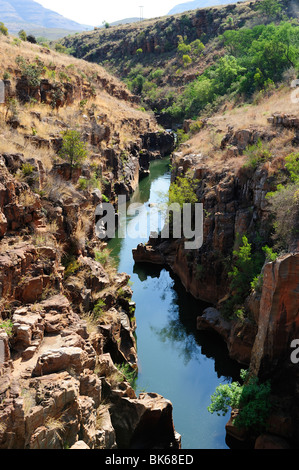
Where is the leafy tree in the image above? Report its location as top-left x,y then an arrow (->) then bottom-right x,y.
182,54 -> 192,67
212,55 -> 246,95
177,35 -> 191,56
166,21 -> 299,122
55,43 -> 68,53
27,34 -> 37,44
190,39 -> 205,56
228,235 -> 262,299
168,176 -> 199,208
228,236 -> 264,302
59,130 -> 88,172
256,0 -> 282,18
128,73 -> 145,94
15,55 -> 44,87
0,22 -> 8,36
18,29 -> 27,41
221,235 -> 271,318
285,153 -> 299,182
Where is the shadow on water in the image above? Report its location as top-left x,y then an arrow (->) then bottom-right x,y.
133,262 -> 242,382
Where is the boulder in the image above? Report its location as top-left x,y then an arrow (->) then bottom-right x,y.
110,392 -> 180,449
32,347 -> 90,376
197,307 -> 231,341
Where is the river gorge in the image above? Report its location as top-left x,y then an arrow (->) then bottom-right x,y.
108,157 -> 242,449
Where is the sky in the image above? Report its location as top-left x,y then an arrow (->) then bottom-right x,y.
36,0 -> 181,26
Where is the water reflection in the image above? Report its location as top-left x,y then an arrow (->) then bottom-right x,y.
134,262 -> 241,381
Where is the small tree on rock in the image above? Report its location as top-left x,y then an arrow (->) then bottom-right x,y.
59,130 -> 88,175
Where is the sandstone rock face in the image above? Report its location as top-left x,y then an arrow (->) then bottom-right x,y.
250,253 -> 299,375
0,243 -> 60,303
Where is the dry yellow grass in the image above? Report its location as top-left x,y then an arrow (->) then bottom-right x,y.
0,32 -> 158,166
179,85 -> 299,173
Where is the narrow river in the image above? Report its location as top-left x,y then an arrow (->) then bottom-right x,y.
108,157 -> 242,449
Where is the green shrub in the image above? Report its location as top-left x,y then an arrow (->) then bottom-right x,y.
78,173 -> 100,191
208,370 -> 271,434
15,56 -> 44,87
21,162 -> 35,177
55,43 -> 68,54
189,120 -> 204,135
62,254 -> 80,278
59,71 -> 71,82
0,319 -> 13,336
285,153 -> 299,183
165,21 -> 299,122
190,39 -> 205,56
18,30 -> 27,41
176,128 -> 189,144
182,54 -> 192,67
95,248 -> 111,266
255,0 -> 282,18
3,71 -> 10,80
0,22 -> 8,36
150,69 -> 164,82
116,363 -> 137,388
168,176 -> 199,208
228,236 -> 264,300
93,298 -> 106,318
12,38 -> 21,46
266,153 -> 299,249
27,35 -> 36,44
242,139 -> 272,169
222,236 -> 276,318
59,130 -> 88,169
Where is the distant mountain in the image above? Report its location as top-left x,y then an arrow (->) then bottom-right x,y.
168,0 -> 246,15
0,0 -> 92,38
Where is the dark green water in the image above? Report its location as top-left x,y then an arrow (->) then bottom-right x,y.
108,158 -> 241,449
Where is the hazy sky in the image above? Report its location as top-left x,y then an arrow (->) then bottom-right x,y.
36,0 -> 180,26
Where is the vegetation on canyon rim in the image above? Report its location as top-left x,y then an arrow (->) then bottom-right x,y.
61,0 -> 299,127
208,369 -> 272,434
